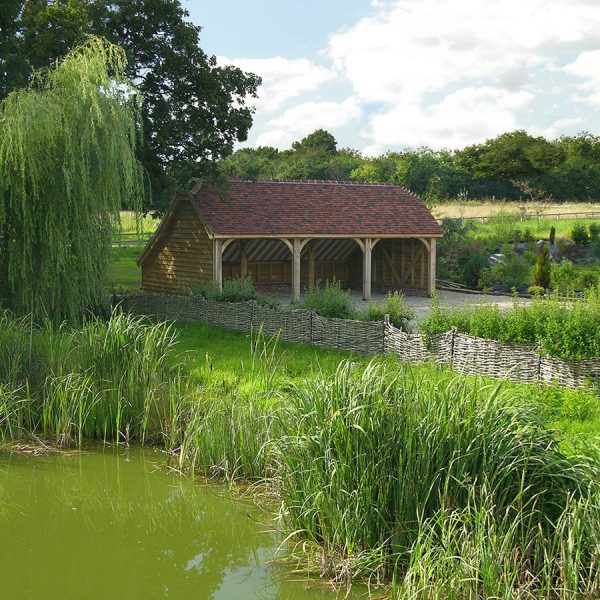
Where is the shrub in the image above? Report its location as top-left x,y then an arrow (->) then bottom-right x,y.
579,270 -> 599,290
551,260 -> 576,293
571,222 -> 589,247
360,291 -> 414,331
589,222 -> 600,243
461,253 -> 489,288
533,244 -> 551,289
193,276 -> 277,308
420,289 -> 600,359
522,227 -> 534,243
523,249 -> 537,265
492,247 -> 530,291
549,225 -> 556,245
298,278 -> 355,319
527,285 -> 545,296
477,267 -> 495,291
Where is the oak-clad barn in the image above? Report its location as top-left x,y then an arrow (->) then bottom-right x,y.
137,179 -> 443,301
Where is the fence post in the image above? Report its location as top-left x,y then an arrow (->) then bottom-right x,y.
382,314 -> 389,354
536,344 -> 543,384
449,327 -> 457,369
309,309 -> 314,344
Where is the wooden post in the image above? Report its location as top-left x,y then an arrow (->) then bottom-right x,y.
362,238 -> 372,301
213,238 -> 223,290
240,241 -> 247,278
292,238 -> 302,303
308,242 -> 316,288
428,237 -> 437,297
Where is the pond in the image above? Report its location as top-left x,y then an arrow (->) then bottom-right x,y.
0,447 -> 360,600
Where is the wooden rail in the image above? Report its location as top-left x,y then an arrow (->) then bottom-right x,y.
112,231 -> 153,247
445,211 -> 600,225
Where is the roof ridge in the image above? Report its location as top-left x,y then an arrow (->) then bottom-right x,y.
225,178 -> 419,196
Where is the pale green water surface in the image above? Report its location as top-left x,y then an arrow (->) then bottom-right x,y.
0,448 -> 360,600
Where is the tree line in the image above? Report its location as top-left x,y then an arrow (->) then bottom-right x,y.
220,129 -> 600,203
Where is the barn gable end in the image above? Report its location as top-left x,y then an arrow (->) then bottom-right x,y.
139,197 -> 213,293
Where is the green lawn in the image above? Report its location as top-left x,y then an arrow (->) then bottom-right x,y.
173,322 -> 600,447
109,246 -> 142,292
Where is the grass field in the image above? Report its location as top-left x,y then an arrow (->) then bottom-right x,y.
110,246 -> 142,292
432,200 -> 600,219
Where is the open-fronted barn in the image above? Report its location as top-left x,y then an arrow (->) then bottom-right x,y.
137,179 -> 443,300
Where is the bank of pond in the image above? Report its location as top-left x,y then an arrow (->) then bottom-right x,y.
0,310 -> 599,598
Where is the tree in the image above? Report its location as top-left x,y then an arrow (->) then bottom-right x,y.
533,245 -> 551,290
2,0 -> 261,212
0,38 -> 145,320
291,129 -> 337,154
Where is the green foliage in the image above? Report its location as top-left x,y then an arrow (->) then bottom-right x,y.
461,253 -> 489,288
579,270 -> 599,290
298,279 -> 355,319
571,222 -> 590,246
492,248 -> 530,291
421,289 -> 600,359
0,38 -> 145,321
551,260 -> 576,293
193,276 -> 276,308
589,222 -> 600,242
360,291 -> 414,331
277,361 -> 600,591
3,0 -> 261,212
533,244 -> 551,289
527,285 -> 545,296
549,225 -> 556,244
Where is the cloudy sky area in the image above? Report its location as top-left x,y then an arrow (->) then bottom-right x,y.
185,0 -> 600,155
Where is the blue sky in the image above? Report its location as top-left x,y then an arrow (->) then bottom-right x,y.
184,0 -> 600,154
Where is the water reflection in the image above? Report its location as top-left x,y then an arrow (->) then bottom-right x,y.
0,448 -> 357,600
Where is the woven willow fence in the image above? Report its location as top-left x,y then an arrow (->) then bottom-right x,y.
115,293 -> 600,390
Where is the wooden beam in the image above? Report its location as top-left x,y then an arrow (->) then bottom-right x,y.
362,237 -> 373,301
429,237 -> 437,297
308,243 -> 316,288
239,241 -> 247,278
379,243 -> 401,285
213,238 -> 223,290
292,238 -> 302,302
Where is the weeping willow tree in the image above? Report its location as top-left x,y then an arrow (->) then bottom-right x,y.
0,37 -> 145,321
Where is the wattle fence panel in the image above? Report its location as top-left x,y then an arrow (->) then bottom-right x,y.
114,292 -> 600,390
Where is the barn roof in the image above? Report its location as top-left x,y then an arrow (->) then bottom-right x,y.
191,179 -> 443,237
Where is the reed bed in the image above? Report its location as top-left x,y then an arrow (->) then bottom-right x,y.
0,309 -> 599,597
276,362 -> 600,597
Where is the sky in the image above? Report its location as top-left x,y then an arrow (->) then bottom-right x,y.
184,0 -> 600,155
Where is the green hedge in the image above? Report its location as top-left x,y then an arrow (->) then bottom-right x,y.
419,288 -> 600,359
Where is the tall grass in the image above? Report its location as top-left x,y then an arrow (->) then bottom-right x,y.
276,361 -> 600,596
0,309 -> 177,446
1,309 -> 599,596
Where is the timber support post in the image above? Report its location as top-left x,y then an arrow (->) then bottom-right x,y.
292,238 -> 302,303
213,239 -> 223,290
428,237 -> 436,297
239,240 -> 248,278
362,237 -> 373,301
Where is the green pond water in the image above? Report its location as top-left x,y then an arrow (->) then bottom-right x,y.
0,447 -> 360,600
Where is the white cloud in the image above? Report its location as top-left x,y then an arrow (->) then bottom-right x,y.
255,97 -> 361,148
368,87 -> 534,149
326,0 -> 600,149
218,56 -> 335,112
329,0 -> 600,104
564,50 -> 600,105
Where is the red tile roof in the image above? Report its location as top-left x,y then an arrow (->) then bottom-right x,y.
191,179 -> 443,237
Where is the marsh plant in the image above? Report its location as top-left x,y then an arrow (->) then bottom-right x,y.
277,361 -> 600,596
